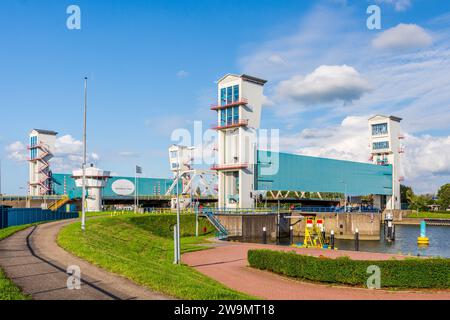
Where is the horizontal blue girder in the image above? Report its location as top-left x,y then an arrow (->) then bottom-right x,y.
257,151 -> 392,196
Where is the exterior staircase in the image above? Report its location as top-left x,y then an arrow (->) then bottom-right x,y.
203,211 -> 228,239
48,196 -> 70,211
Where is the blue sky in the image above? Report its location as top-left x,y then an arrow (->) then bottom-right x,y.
1,0 -> 450,194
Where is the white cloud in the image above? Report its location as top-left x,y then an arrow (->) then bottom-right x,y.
280,116 -> 450,194
118,151 -> 140,158
176,70 -> 189,78
376,0 -> 412,11
275,65 -> 372,105
5,135 -> 100,172
6,141 -> 27,162
372,24 -> 433,51
267,54 -> 286,65
54,134 -> 82,156
53,135 -> 100,171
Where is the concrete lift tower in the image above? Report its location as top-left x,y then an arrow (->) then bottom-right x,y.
368,115 -> 404,210
28,129 -> 57,196
166,144 -> 217,210
72,165 -> 111,212
210,74 -> 267,209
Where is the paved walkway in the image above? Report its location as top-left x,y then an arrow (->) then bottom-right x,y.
183,242 -> 450,300
0,220 -> 170,300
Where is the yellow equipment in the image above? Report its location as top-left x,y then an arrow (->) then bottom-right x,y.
291,216 -> 336,249
48,195 -> 70,211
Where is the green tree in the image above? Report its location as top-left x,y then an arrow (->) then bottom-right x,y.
407,189 -> 433,212
400,185 -> 413,206
437,184 -> 450,210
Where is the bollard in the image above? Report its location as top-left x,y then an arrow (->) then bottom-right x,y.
355,228 -> 359,251
330,230 -> 335,250
387,220 -> 393,241
289,225 -> 294,245
262,227 -> 267,244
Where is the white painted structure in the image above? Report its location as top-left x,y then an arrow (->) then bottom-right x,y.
28,129 -> 57,196
166,144 -> 217,210
73,165 -> 111,212
212,74 -> 267,209
368,115 -> 403,210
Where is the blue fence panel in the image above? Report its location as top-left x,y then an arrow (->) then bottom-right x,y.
1,208 -> 78,228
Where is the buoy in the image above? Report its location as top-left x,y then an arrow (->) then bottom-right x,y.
417,221 -> 429,245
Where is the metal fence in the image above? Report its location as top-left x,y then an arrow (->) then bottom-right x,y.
0,207 -> 78,229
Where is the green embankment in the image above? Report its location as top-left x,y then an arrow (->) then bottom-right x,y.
58,213 -> 253,300
0,225 -> 33,300
248,249 -> 450,289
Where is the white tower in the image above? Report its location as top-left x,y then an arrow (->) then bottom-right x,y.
211,74 -> 267,209
72,165 -> 111,212
28,129 -> 57,196
368,115 -> 403,210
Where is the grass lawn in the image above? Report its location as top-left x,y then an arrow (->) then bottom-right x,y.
0,225 -> 33,300
405,211 -> 450,219
57,213 -> 253,300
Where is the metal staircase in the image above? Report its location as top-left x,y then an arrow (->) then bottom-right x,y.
29,143 -> 53,195
48,195 -> 70,211
203,211 -> 228,239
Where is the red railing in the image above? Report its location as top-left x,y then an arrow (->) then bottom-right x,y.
211,163 -> 248,171
212,119 -> 249,130
210,98 -> 248,111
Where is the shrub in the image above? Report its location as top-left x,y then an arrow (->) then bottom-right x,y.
248,249 -> 450,289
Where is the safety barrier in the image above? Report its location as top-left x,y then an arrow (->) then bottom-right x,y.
0,207 -> 78,229
295,206 -> 380,213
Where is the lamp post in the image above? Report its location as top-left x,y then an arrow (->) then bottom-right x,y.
81,77 -> 88,231
174,150 -> 181,264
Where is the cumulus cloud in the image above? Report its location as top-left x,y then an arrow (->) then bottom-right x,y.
372,24 -> 433,51
267,54 -> 286,65
5,135 -> 100,172
376,0 -> 412,11
6,141 -> 27,162
275,65 -> 372,105
280,116 -> 450,194
176,70 -> 189,78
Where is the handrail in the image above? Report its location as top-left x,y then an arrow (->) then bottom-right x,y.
210,98 -> 248,110
212,119 -> 249,130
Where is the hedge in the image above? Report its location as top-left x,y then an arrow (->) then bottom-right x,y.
248,249 -> 450,289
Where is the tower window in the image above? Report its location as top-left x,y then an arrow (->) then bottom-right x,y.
372,123 -> 388,135
233,85 -> 239,102
220,109 -> 226,126
226,87 -> 233,105
373,141 -> 389,150
233,106 -> 239,124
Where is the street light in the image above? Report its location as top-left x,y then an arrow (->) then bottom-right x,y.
81,77 -> 88,231
174,149 -> 181,264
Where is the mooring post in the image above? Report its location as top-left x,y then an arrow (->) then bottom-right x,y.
289,225 -> 294,244
330,230 -> 335,250
355,228 -> 359,251
262,227 -> 267,244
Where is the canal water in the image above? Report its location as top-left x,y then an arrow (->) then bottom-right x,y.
236,225 -> 450,258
